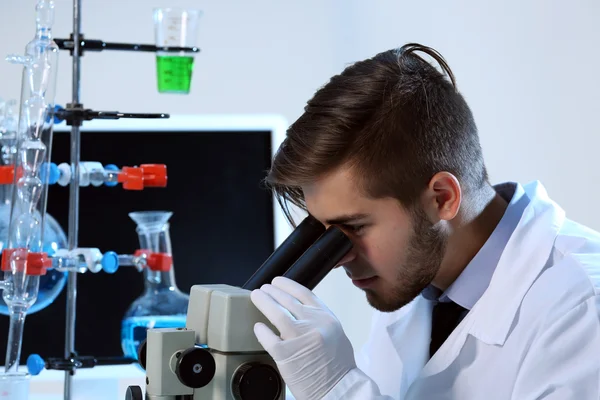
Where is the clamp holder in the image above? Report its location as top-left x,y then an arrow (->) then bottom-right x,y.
119,164 -> 167,190
1,248 -> 51,276
134,249 -> 173,272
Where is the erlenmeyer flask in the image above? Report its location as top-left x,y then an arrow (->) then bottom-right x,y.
121,211 -> 189,361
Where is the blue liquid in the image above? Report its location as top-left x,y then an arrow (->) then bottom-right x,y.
0,212 -> 68,316
121,314 -> 187,360
0,269 -> 67,315
28,269 -> 67,313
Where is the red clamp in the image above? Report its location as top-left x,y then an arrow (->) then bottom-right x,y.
134,249 -> 172,272
0,166 -> 14,184
118,167 -> 142,190
118,164 -> 167,190
0,166 -> 24,185
1,248 -> 51,276
140,164 -> 168,188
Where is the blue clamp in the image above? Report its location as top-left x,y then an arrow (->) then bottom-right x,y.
102,251 -> 119,274
52,105 -> 65,124
104,164 -> 119,187
39,162 -> 60,185
27,354 -> 46,376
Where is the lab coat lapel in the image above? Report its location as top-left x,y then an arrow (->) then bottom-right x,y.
414,181 -> 566,380
416,305 -> 474,379
467,181 -> 565,346
381,295 -> 433,397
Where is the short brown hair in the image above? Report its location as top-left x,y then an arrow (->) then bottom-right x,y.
266,43 -> 489,226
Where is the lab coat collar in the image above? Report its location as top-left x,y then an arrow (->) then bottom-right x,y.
384,181 -> 566,380
467,181 -> 565,345
422,181 -> 565,378
438,182 -> 529,310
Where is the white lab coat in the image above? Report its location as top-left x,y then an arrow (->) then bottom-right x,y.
322,181 -> 600,399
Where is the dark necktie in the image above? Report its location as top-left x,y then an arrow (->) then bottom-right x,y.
429,300 -> 469,358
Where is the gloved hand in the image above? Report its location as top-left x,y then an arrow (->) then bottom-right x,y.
250,276 -> 356,400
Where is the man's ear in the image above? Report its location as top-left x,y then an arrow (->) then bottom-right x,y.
422,172 -> 461,222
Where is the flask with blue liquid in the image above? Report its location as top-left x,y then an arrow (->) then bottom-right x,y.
121,211 -> 189,362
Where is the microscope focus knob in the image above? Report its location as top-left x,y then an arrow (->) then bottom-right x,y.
175,346 -> 216,389
125,386 -> 143,400
231,362 -> 282,400
137,339 -> 147,371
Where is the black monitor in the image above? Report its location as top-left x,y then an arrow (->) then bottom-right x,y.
0,114 -> 291,362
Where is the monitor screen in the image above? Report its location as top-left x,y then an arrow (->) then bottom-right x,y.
0,114 -> 290,362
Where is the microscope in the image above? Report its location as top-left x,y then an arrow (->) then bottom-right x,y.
125,215 -> 353,400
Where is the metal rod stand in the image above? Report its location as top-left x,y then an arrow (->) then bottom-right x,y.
63,0 -> 81,397
53,1 -> 180,398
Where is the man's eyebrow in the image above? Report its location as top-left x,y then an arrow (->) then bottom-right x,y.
324,213 -> 370,226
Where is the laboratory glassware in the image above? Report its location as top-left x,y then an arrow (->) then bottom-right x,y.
0,203 -> 68,316
153,8 -> 202,94
0,99 -> 68,316
0,371 -> 30,400
11,0 -> 195,392
2,0 -> 60,376
121,211 -> 189,362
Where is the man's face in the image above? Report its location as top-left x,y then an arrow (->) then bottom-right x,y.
303,167 -> 447,312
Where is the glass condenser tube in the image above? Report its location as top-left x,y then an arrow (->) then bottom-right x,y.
2,0 -> 59,374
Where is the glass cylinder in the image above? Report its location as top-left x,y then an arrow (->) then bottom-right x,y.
121,211 -> 189,361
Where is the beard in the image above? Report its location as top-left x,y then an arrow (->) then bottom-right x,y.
365,206 -> 447,312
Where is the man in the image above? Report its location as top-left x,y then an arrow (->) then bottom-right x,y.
249,43 -> 600,399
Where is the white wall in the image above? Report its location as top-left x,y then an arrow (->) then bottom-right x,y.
1,0 -> 599,355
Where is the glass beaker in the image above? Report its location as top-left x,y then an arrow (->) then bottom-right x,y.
121,211 -> 189,362
0,372 -> 30,399
153,8 -> 202,94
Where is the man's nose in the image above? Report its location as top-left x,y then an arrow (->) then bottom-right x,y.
334,248 -> 357,268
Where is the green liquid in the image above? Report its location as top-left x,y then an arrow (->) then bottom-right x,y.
156,56 -> 195,94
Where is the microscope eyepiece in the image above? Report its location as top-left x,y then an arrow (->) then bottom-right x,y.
242,215 -> 325,290
282,226 -> 353,290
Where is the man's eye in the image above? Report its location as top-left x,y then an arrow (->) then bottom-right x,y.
343,224 -> 365,234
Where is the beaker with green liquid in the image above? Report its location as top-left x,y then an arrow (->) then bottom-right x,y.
153,8 -> 202,94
